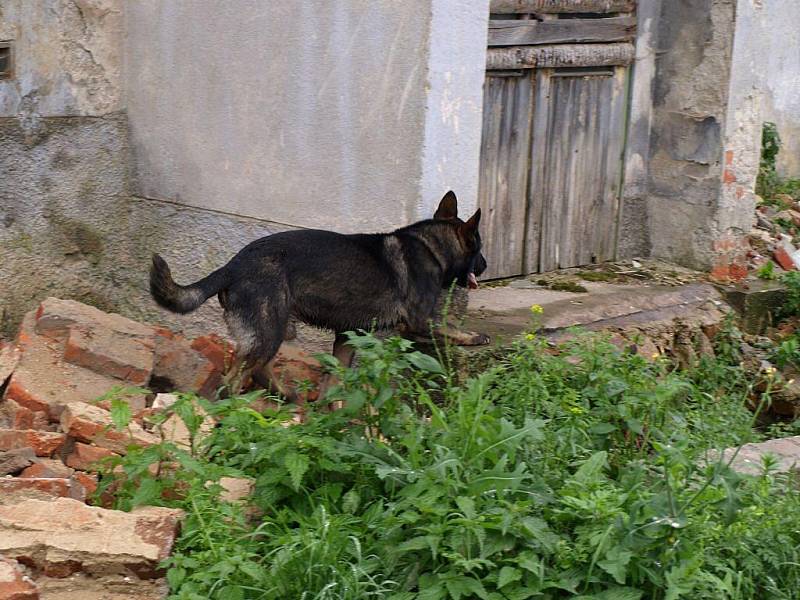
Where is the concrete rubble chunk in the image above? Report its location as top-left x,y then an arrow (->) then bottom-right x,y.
0,448 -> 37,477
60,403 -> 159,455
0,344 -> 21,389
0,498 -> 183,579
0,430 -> 66,457
4,313 -> 148,422
216,476 -> 254,503
158,404 -> 215,450
34,573 -> 168,600
0,478 -> 85,506
0,557 -> 38,600
718,436 -> 800,475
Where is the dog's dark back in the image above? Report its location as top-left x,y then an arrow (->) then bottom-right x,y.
150,191 -> 486,367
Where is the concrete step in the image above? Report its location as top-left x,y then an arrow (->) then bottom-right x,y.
461,282 -> 725,346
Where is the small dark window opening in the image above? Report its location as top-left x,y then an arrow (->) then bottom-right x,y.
0,43 -> 13,80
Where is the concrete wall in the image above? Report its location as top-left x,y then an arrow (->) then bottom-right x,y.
645,0 -> 738,271
1,0 -> 490,341
124,0 -> 487,233
760,0 -> 800,179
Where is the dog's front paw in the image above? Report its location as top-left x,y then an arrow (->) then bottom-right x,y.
443,328 -> 490,346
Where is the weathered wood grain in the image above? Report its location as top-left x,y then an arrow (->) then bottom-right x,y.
488,16 -> 636,46
486,43 -> 634,69
530,67 -> 627,271
490,0 -> 635,13
476,73 -> 535,279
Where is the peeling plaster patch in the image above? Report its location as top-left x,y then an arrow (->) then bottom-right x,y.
0,0 -> 122,118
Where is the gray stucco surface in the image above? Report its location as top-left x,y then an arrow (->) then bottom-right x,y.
0,0 -> 123,117
124,1 -> 435,233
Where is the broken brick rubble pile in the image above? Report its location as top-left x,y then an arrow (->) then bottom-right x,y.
749,195 -> 800,273
0,298 -> 317,600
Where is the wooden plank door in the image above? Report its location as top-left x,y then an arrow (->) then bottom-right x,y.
476,71 -> 535,280
529,66 -> 629,272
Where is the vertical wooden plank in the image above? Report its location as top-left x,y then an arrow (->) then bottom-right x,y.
602,66 -> 630,261
534,67 -> 627,271
476,71 -> 535,279
525,69 -> 552,273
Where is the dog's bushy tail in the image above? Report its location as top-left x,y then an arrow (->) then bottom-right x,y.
150,254 -> 229,314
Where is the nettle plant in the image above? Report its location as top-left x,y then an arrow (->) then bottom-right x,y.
98,325 -> 800,600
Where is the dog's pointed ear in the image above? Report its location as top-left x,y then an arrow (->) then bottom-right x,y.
434,191 -> 458,220
463,208 -> 481,232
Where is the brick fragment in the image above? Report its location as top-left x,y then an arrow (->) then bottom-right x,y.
0,478 -> 85,505
0,557 -> 38,600
60,403 -> 158,455
19,459 -> 74,479
0,448 -> 36,476
72,471 -> 98,497
0,430 -> 66,457
64,443 -> 118,471
4,313 -> 148,422
0,400 -> 49,431
152,332 -> 222,398
0,498 -> 183,579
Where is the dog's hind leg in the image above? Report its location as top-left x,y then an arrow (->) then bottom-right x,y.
318,332 -> 356,408
222,288 -> 289,397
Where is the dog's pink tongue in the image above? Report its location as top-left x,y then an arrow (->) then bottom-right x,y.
468,273 -> 479,289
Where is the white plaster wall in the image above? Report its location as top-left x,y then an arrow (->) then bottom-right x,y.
125,1 -> 436,233
760,0 -> 800,178
419,0 -> 489,220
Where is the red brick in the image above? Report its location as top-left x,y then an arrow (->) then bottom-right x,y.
3,312 -> 148,422
0,430 -> 66,457
72,471 -> 98,497
774,244 -> 797,271
60,403 -> 158,455
152,332 -> 222,399
19,459 -> 74,479
0,478 -> 85,506
190,334 -> 232,373
65,442 -> 118,471
63,328 -> 153,387
723,168 -> 737,184
1,400 -> 49,431
267,344 -> 324,402
34,298 -> 156,386
0,557 -> 38,600
724,149 -> 734,166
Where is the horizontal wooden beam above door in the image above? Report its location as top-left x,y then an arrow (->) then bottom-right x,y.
488,16 -> 636,46
489,0 -> 635,13
486,43 -> 635,70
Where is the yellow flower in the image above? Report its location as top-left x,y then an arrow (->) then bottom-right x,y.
765,366 -> 777,377
525,333 -> 536,341
568,406 -> 585,415
530,304 -> 544,315
651,352 -> 660,359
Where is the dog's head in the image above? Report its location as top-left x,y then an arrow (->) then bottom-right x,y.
433,191 -> 487,290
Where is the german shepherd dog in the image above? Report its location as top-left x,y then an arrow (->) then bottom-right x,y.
149,191 -> 488,395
